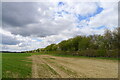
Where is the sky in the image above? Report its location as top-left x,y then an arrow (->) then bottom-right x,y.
1,0 -> 119,52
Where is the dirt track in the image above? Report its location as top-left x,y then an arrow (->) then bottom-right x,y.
30,55 -> 118,78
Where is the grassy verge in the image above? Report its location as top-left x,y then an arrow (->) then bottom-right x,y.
2,53 -> 32,78
0,53 -> 2,79
51,54 -> 119,60
33,52 -> 119,60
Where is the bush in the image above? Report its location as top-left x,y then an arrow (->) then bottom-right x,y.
77,50 -> 96,57
106,50 -> 118,58
96,49 -> 106,57
39,49 -> 118,58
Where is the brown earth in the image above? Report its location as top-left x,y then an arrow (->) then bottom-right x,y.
30,55 -> 118,78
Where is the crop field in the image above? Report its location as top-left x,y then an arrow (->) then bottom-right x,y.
2,53 -> 32,78
1,53 -> 118,78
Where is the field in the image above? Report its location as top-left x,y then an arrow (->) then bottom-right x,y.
2,53 -> 32,78
2,53 -> 118,78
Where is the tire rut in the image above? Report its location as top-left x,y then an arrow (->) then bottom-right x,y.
41,58 -> 76,78
42,57 -> 85,78
31,55 -> 60,78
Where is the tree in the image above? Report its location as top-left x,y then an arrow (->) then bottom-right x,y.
45,44 -> 56,51
78,37 -> 90,50
104,29 -> 113,50
112,27 -> 120,49
58,40 -> 68,51
71,36 -> 82,51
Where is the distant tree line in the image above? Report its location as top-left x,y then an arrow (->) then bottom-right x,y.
1,51 -> 24,53
26,27 -> 120,58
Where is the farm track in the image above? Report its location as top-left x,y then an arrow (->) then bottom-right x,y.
30,55 -> 118,78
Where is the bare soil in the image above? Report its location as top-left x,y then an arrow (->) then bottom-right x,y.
30,55 -> 118,78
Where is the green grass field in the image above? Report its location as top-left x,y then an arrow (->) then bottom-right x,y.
2,53 -> 32,78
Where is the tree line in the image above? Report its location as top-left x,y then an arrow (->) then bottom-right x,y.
26,27 -> 120,58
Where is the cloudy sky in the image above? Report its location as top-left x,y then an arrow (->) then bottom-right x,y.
1,0 -> 118,52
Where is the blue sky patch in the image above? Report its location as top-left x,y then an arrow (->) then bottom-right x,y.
95,7 -> 104,15
58,2 -> 65,6
76,14 -> 90,22
56,10 -> 70,17
75,6 -> 104,29
76,6 -> 103,22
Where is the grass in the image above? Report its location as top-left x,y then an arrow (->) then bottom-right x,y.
0,53 -> 2,79
2,53 -> 32,78
51,54 -> 119,60
33,52 -> 119,61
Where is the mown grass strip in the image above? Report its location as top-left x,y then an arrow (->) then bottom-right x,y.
33,52 -> 119,61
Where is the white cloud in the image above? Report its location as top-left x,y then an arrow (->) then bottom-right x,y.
68,2 -> 98,16
1,1 -> 118,51
89,2 -> 118,30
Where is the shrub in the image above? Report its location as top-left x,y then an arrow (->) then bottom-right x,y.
96,49 -> 106,57
106,50 -> 118,58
